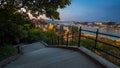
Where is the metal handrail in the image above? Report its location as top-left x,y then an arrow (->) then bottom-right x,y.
79,27 -> 120,59
49,26 -> 120,60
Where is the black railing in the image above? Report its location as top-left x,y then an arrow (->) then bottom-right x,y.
79,27 -> 120,59
48,26 -> 120,60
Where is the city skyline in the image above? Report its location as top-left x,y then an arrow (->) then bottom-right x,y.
58,0 -> 120,22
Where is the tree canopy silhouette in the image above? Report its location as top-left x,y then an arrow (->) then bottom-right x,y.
0,0 -> 71,20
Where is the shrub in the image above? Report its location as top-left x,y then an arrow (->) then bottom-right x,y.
23,28 -> 44,43
0,45 -> 16,61
0,8 -> 34,45
43,29 -> 57,44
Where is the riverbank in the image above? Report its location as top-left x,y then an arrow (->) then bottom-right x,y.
82,32 -> 120,46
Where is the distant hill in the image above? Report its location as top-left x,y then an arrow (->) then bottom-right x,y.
45,20 -> 70,23
45,20 -> 120,24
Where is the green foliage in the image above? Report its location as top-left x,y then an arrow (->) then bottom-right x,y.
0,8 -> 43,45
81,38 -> 95,49
0,45 -> 16,61
0,0 -> 71,45
0,0 -> 71,20
0,8 -> 34,45
23,28 -> 44,43
43,29 -> 57,44
0,0 -> 71,61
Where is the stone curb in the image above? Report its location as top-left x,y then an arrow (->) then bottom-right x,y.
79,46 -> 119,68
0,54 -> 21,68
41,41 -> 49,46
0,44 -> 23,68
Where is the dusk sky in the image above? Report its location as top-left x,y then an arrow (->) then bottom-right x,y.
58,0 -> 120,22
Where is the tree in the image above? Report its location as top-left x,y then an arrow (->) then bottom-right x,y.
0,0 -> 71,45
0,8 -> 34,45
107,22 -> 115,25
0,0 -> 71,20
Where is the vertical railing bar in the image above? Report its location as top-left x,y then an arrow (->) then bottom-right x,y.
58,36 -> 59,45
52,36 -> 53,45
72,26 -> 74,45
62,34 -> 64,45
17,45 -> 20,54
55,36 -> 57,45
94,29 -> 99,48
66,32 -> 69,46
62,30 -> 64,45
78,27 -> 82,47
62,26 -> 64,45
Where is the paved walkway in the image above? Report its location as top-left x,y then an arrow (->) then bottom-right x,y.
4,42 -> 104,68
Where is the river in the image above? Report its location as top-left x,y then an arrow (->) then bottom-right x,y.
59,23 -> 120,40
81,26 -> 120,40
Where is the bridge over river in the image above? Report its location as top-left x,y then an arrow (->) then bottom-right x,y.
3,42 -> 118,68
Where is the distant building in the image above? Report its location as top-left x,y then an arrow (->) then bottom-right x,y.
55,23 -> 61,30
95,22 -> 104,26
63,25 -> 69,32
31,18 -> 48,28
69,21 -> 75,26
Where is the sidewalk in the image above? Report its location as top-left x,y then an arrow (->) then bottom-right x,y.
4,42 -> 104,68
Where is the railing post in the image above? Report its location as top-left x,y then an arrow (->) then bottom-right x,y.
17,46 -> 20,54
66,32 -> 69,46
78,27 -> 82,47
95,29 -> 99,48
